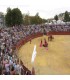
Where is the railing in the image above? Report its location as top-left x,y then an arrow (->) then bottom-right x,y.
16,32 -> 43,49
48,31 -> 70,35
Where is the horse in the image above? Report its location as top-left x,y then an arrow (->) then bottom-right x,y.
48,35 -> 54,41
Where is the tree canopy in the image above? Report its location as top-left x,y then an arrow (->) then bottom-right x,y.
5,8 -> 47,26
5,8 -> 12,26
23,12 -> 47,25
5,8 -> 23,27
64,11 -> 70,22
54,15 -> 58,21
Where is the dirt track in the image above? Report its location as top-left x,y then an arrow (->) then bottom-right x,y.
18,35 -> 70,74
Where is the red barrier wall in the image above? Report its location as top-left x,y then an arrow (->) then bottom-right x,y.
16,32 -> 43,49
48,31 -> 70,35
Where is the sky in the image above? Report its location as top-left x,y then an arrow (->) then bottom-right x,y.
0,0 -> 70,19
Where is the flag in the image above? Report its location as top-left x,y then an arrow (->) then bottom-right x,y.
31,45 -> 37,63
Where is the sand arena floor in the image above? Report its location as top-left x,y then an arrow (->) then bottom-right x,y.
18,35 -> 70,74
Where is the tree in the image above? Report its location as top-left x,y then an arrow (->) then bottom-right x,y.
5,8 -> 23,27
5,8 -> 12,26
23,12 -> 47,25
23,14 -> 30,25
64,11 -> 69,22
42,19 -> 47,23
54,15 -> 58,22
35,13 -> 40,24
34,13 -> 43,24
12,8 -> 23,26
23,13 -> 47,25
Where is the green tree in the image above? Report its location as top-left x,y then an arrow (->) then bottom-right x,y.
54,15 -> 58,22
12,8 -> 23,26
41,19 -> 47,23
34,12 -> 43,24
64,11 -> 69,22
23,12 -> 47,25
5,8 -> 23,27
35,13 -> 40,24
5,8 -> 12,26
29,16 -> 35,24
23,14 -> 30,25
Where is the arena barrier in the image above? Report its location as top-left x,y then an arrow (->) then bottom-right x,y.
15,32 -> 43,75
48,31 -> 70,35
16,32 -> 43,49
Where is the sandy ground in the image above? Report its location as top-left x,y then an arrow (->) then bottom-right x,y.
18,35 -> 70,75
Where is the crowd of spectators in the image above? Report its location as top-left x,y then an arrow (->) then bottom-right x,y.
0,25 -> 42,75
43,24 -> 70,32
0,24 -> 70,75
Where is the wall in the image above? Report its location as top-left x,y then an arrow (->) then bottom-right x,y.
48,31 -> 70,35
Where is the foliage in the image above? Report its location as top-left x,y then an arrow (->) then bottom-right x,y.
64,11 -> 70,22
23,12 -> 47,25
54,15 -> 58,21
5,8 -> 12,26
5,8 -> 23,27
5,8 -> 47,26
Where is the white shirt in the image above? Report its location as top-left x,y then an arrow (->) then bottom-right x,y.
5,63 -> 10,72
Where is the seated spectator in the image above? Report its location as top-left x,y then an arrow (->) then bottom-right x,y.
10,65 -> 16,75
